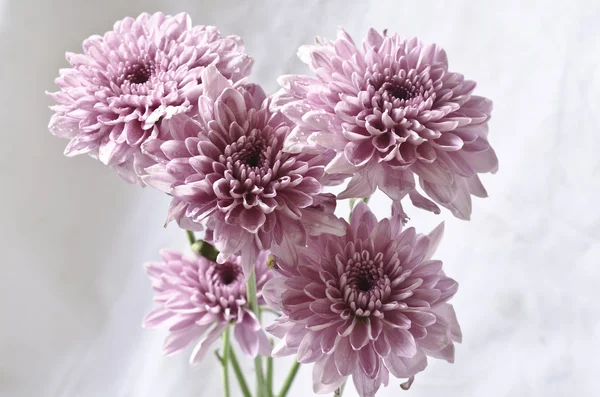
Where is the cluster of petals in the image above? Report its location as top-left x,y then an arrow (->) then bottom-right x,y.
48,18 -> 479,395
143,249 -> 272,362
47,12 -> 252,183
143,66 -> 346,276
263,203 -> 461,396
275,28 -> 498,219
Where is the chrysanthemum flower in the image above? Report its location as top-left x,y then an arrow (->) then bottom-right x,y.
275,28 -> 498,219
47,12 -> 252,183
263,203 -> 461,396
143,65 -> 346,276
143,249 -> 272,362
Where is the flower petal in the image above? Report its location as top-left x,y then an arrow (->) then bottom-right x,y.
189,322 -> 227,364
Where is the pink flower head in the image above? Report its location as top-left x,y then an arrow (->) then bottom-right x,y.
47,12 -> 252,183
143,66 -> 346,276
143,249 -> 272,362
263,203 -> 461,396
275,28 -> 498,219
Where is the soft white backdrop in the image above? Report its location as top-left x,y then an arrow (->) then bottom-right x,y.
1,0 -> 599,396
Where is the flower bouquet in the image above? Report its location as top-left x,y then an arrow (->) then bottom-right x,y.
47,12 -> 497,397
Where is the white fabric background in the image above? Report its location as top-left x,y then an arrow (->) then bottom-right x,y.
1,0 -> 599,396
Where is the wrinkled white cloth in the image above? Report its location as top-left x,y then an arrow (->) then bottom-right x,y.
1,0 -> 599,396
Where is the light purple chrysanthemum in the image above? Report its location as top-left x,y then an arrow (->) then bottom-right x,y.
47,12 -> 252,183
143,65 -> 346,276
143,249 -> 272,362
275,28 -> 498,219
263,203 -> 461,396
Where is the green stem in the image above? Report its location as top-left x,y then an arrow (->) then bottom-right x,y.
334,382 -> 346,396
247,270 -> 265,397
349,197 -> 357,211
186,230 -> 196,245
349,197 -> 371,221
277,360 -> 301,397
229,347 -> 252,397
222,326 -> 231,397
214,349 -> 223,364
260,307 -> 281,317
266,349 -> 274,397
191,240 -> 220,262
185,230 -> 220,262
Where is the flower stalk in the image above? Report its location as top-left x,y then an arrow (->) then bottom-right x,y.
229,347 -> 252,397
350,196 -> 371,210
334,382 -> 346,396
266,353 -> 274,397
186,231 -> 220,263
247,269 -> 266,397
222,326 -> 231,397
191,240 -> 219,262
277,360 -> 301,397
186,230 -> 196,246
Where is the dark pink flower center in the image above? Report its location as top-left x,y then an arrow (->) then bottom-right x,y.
123,62 -> 155,85
201,261 -> 247,321
346,250 -> 384,291
236,139 -> 265,168
226,134 -> 276,179
213,124 -> 309,216
340,249 -> 391,317
370,72 -> 432,109
214,262 -> 242,286
356,272 -> 375,292
381,81 -> 415,102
